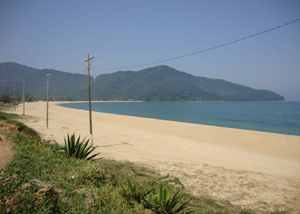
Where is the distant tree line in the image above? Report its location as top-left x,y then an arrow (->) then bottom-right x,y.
0,62 -> 284,102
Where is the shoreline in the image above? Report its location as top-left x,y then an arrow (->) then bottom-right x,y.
6,101 -> 300,213
54,99 -> 287,103
58,100 -> 299,137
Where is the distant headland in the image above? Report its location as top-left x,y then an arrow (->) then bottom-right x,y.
0,62 -> 284,102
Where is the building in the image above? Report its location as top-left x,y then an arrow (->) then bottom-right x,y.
0,96 -> 13,103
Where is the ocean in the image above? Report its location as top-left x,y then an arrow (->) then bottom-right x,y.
59,102 -> 300,136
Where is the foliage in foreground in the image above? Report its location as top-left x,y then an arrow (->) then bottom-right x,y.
0,118 -> 259,213
144,186 -> 192,214
122,179 -> 192,214
5,119 -> 41,141
0,111 -> 40,141
61,133 -> 100,160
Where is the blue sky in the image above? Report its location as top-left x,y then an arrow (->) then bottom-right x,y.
1,0 -> 300,100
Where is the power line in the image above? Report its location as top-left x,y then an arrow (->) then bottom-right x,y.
59,59 -> 92,73
63,68 -> 86,73
57,68 -> 87,97
91,18 -> 300,70
65,68 -> 88,86
69,68 -> 87,82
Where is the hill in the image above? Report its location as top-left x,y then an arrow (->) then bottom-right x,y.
0,62 -> 88,100
0,62 -> 284,101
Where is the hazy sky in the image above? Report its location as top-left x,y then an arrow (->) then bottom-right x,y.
1,0 -> 300,101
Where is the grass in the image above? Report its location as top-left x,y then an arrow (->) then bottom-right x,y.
0,111 -> 40,141
0,111 -> 21,121
0,112 -> 268,213
240,211 -> 256,214
6,119 -> 41,141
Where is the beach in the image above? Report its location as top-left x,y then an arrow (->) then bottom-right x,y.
10,101 -> 300,213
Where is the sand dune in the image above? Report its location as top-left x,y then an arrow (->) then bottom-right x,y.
10,101 -> 300,213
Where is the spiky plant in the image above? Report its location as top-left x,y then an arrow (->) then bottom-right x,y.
63,133 -> 100,160
144,186 -> 192,214
122,179 -> 154,204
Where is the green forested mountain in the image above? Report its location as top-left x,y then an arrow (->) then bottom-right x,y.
0,62 -> 284,101
0,62 -> 88,100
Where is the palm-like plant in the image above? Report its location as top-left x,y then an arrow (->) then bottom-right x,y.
63,134 -> 100,160
122,179 -> 154,204
164,190 -> 192,214
144,186 -> 192,213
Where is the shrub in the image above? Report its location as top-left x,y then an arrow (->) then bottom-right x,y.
122,179 -> 153,204
122,179 -> 192,214
144,186 -> 192,214
62,133 -> 100,160
6,119 -> 40,141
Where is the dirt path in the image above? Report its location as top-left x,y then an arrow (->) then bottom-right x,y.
0,121 -> 14,170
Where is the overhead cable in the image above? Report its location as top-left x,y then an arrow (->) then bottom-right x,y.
91,18 -> 300,70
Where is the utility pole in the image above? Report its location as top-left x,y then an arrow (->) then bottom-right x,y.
23,81 -> 25,115
13,85 -> 16,111
84,54 -> 95,147
46,74 -> 51,129
10,92 -> 13,113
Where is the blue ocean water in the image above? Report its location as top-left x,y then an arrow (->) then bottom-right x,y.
60,102 -> 300,136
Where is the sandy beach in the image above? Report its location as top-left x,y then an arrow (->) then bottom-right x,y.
9,101 -> 300,213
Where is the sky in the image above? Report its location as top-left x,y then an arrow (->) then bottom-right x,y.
0,0 -> 300,101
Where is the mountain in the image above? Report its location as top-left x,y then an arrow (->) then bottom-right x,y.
0,62 -> 88,100
0,62 -> 284,101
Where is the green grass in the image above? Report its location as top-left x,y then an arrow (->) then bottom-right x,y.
206,198 -> 225,209
240,210 -> 256,214
5,119 -> 41,141
0,111 -> 40,141
0,111 -> 20,121
0,115 -> 268,213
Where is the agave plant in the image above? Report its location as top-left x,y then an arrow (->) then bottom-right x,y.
122,179 -> 154,204
144,186 -> 192,214
163,191 -> 192,214
63,133 -> 100,160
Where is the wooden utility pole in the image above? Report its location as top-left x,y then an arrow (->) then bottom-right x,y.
13,85 -> 16,111
84,54 -> 95,147
23,81 -> 25,115
46,74 -> 51,129
10,92 -> 13,113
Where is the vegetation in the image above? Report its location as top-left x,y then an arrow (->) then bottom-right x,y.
14,94 -> 38,103
0,111 -> 18,120
0,62 -> 284,101
143,186 -> 192,214
1,112 -> 278,213
6,120 -> 41,140
61,133 -> 100,160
